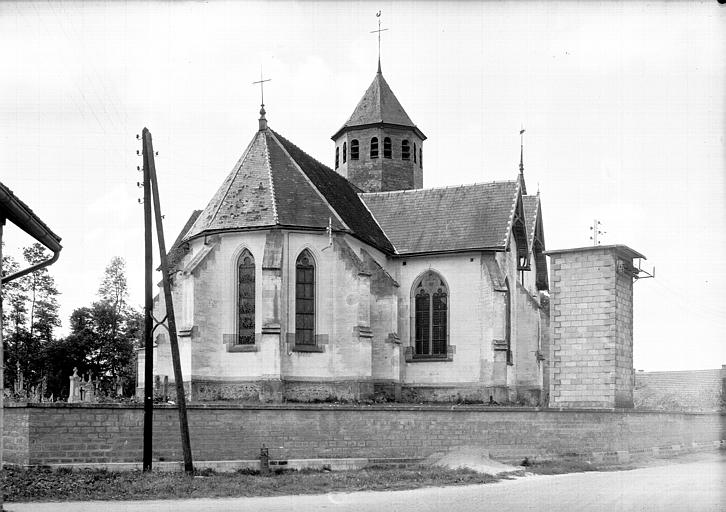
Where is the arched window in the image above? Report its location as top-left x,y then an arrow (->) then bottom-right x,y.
370,137 -> 379,159
342,142 -> 347,163
419,147 -> 423,168
335,147 -> 339,169
402,140 -> 410,160
296,250 -> 315,345
414,142 -> 417,163
413,271 -> 448,357
237,249 -> 255,345
383,137 -> 392,159
351,139 -> 359,160
505,278 -> 512,365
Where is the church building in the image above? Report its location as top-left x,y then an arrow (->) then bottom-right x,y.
139,62 -> 550,405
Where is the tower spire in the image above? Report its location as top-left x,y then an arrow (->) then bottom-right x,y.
518,126 -> 527,195
371,11 -> 388,74
519,125 -> 525,174
252,67 -> 271,131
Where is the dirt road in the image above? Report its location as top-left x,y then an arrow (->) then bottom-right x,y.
9,453 -> 725,512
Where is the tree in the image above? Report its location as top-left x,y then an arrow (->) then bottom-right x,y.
43,257 -> 141,398
98,256 -> 128,325
23,243 -> 60,343
1,243 -> 60,393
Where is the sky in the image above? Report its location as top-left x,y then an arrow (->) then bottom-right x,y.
1,1 -> 724,371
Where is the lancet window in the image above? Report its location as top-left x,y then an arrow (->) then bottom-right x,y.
295,250 -> 315,345
237,249 -> 255,345
413,271 -> 448,357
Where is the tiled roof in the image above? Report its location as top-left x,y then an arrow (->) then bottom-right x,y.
165,210 -> 201,271
271,130 -> 395,253
183,128 -> 394,254
332,72 -> 424,139
522,194 -> 539,252
360,181 -> 520,255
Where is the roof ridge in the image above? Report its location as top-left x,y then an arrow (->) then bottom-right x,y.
206,131 -> 263,228
361,179 -> 518,197
358,195 -> 399,255
267,130 -> 351,232
262,131 -> 278,224
503,180 -> 522,248
269,128 -> 333,174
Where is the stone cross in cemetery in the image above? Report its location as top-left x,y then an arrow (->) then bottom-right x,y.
67,367 -> 81,403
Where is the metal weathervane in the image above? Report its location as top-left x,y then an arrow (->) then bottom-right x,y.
371,11 -> 388,72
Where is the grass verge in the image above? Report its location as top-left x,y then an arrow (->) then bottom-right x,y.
3,465 -> 500,503
521,457 -> 634,475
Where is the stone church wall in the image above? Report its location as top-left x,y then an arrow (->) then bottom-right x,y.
280,233 -> 374,401
514,281 -> 544,404
334,126 -> 424,192
139,226 -> 548,404
396,252 -> 493,401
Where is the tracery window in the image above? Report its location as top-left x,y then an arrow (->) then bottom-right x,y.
402,140 -> 410,160
351,139 -> 359,160
295,250 -> 315,345
383,137 -> 392,159
342,142 -> 347,163
370,137 -> 379,159
237,249 -> 255,345
413,271 -> 448,357
335,146 -> 340,169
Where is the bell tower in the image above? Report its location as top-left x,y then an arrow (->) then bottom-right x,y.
331,70 -> 426,193
331,14 -> 425,192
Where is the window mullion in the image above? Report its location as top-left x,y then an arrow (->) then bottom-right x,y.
429,295 -> 433,355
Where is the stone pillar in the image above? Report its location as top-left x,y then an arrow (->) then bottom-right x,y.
545,245 -> 644,409
260,229 -> 284,402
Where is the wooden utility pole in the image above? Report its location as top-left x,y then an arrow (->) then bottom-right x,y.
143,128 -> 194,474
0,217 -> 5,512
142,135 -> 154,472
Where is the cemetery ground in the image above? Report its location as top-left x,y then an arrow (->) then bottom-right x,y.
5,450 -> 723,505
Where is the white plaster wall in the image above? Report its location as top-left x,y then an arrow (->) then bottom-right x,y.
394,252 -> 487,385
281,231 -> 373,380
187,231 -> 269,380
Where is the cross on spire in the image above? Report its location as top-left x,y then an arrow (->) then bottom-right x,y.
252,68 -> 271,108
252,68 -> 271,130
370,11 -> 388,74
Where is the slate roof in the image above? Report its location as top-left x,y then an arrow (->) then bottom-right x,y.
166,210 -> 201,271
182,127 -> 394,253
522,194 -> 540,252
522,193 -> 549,291
331,72 -> 425,140
360,181 -> 521,255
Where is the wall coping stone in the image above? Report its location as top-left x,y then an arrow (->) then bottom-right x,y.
6,402 -> 723,416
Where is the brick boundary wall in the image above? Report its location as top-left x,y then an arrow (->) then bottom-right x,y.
634,368 -> 726,411
4,403 -> 724,467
